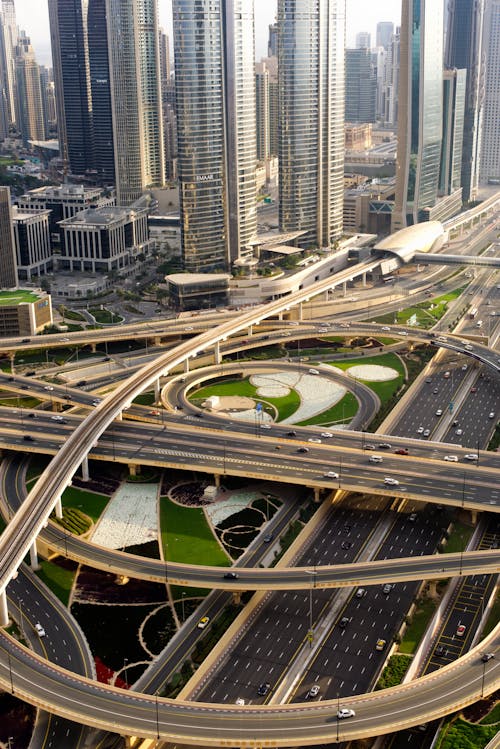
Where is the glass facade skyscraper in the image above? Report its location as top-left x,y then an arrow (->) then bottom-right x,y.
173,0 -> 257,272
278,0 -> 345,249
393,0 -> 444,229
446,0 -> 485,202
479,0 -> 500,184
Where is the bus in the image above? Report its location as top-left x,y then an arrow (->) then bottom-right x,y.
469,306 -> 478,319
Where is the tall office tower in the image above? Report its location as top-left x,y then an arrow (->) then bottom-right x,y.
87,0 -> 114,185
479,0 -> 500,185
345,48 -> 376,123
0,13 -> 10,139
446,0 -> 485,201
255,62 -> 270,161
440,68 -> 466,195
0,186 -> 18,288
158,28 -> 171,87
14,32 -> 45,148
48,0 -> 94,177
38,65 -> 51,138
173,0 -> 257,272
393,0 -> 444,229
355,31 -> 371,49
278,0 -> 345,249
107,0 -> 165,204
0,0 -> 17,127
376,21 -> 394,49
384,26 -> 400,126
268,22 -> 278,56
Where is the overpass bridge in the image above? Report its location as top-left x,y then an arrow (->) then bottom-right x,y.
414,251 -> 500,267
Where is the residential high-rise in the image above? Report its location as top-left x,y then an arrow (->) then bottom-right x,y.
446,0 -> 485,201
0,186 -> 18,288
255,61 -> 270,161
107,0 -> 165,204
479,0 -> 500,185
345,48 -> 376,123
376,21 -> 394,50
393,0 -> 444,229
440,68 -> 466,196
0,0 -> 18,128
158,28 -> 171,86
48,0 -> 94,176
173,0 -> 257,272
278,0 -> 345,249
14,32 -> 46,147
355,31 -> 371,49
268,22 -> 278,56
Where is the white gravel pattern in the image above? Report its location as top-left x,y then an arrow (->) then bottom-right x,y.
346,364 -> 399,382
90,483 -> 159,550
250,372 -> 346,424
205,491 -> 263,526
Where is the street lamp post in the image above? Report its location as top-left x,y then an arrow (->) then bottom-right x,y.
306,569 -> 316,648
181,591 -> 186,622
123,658 -> 128,688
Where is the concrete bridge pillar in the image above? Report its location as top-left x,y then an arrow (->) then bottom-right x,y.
154,379 -> 161,402
30,542 -> 40,570
214,341 -> 222,365
115,411 -> 123,421
342,281 -> 347,296
298,302 -> 303,321
362,272 -> 367,287
0,591 -> 9,627
278,311 -> 283,321
232,591 -> 242,605
184,358 -> 190,373
427,580 -> 438,599
154,336 -> 162,346
81,456 -> 89,482
54,497 -> 63,519
90,342 -> 97,353
129,464 -> 139,477
313,487 -> 321,503
9,352 -> 15,373
248,325 -> 253,336
470,509 -> 478,525
214,473 -> 221,487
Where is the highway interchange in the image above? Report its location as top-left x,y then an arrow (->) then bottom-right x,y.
0,206 -> 499,745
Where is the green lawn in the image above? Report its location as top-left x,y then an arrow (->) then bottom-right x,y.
61,486 -> 109,523
481,702 -> 500,725
190,377 -> 300,422
0,289 -> 40,305
437,718 -> 497,749
299,391 -> 358,426
37,560 -> 76,606
441,522 -> 474,554
482,592 -> 499,637
399,598 -> 438,654
326,353 -> 405,404
159,498 -> 229,567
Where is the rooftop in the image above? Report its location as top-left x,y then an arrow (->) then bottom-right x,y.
0,289 -> 43,306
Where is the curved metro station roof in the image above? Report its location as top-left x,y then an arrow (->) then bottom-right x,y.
374,220 -> 446,263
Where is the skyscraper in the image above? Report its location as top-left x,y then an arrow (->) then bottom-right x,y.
376,21 -> 394,50
278,0 -> 345,249
479,0 -> 500,185
393,0 -> 444,229
446,0 -> 485,202
15,32 -> 46,147
345,48 -> 376,123
107,0 -> 165,204
0,0 -> 18,128
48,0 -> 94,176
440,68 -> 466,196
0,186 -> 18,289
355,31 -> 371,49
173,0 -> 257,272
255,61 -> 270,161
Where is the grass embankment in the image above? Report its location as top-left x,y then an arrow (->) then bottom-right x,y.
436,717 -> 498,749
159,498 -> 229,566
371,288 -> 465,329
190,377 -> 301,422
36,561 -> 76,607
440,521 -> 474,554
376,654 -> 412,689
399,598 -> 439,654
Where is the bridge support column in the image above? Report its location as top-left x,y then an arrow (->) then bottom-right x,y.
313,487 -> 321,503
90,343 -> 97,353
54,497 -> 63,519
278,311 -> 283,321
30,542 -> 40,570
214,341 -> 222,365
427,580 -> 438,599
213,474 -> 221,488
298,302 -> 303,321
362,272 -> 367,287
129,464 -> 139,477
154,379 -> 161,402
154,336 -> 162,346
248,325 -> 253,336
342,281 -> 347,296
0,591 -> 8,627
470,509 -> 478,525
81,456 -> 89,482
184,358 -> 190,373
9,352 -> 15,373
232,591 -> 242,605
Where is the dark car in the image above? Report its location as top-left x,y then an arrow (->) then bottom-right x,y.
435,645 -> 448,658
257,682 -> 271,696
77,380 -> 87,387
395,448 -> 409,455
26,371 -> 36,376
341,541 -> 352,550
223,572 -> 239,580
23,435 -> 35,441
263,533 -> 274,543
21,338 -> 30,343
27,412 -> 36,418
8,376 -> 14,381
339,617 -> 350,628
297,446 -> 309,453
378,443 -> 392,449
287,430 -> 297,437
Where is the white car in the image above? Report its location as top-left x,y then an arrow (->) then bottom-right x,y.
306,684 -> 320,699
51,415 -> 64,421
308,438 -> 322,443
321,432 -> 334,438
337,708 -> 355,719
381,326 -> 391,332
235,698 -> 246,706
444,455 -> 458,462
400,331 -> 408,336
43,385 -> 54,391
308,368 -> 319,375
260,423 -> 272,430
464,453 -> 478,461
489,412 -> 495,419
455,428 -> 463,436
35,622 -> 46,637
417,426 -> 424,434
435,409 -> 443,416
423,429 -> 430,437
323,471 -> 339,479
384,477 -> 399,486
369,455 -> 383,463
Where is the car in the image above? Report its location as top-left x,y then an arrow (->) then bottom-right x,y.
7,375 -> 14,381
340,322 -> 350,328
408,512 -> 417,521
355,587 -> 366,598
43,385 -> 54,391
456,623 -> 466,637
378,443 -> 391,449
382,326 -> 391,331
35,622 -> 46,637
59,337 -> 70,342
375,638 -> 387,651
470,387 -> 477,393
425,377 -> 433,383
235,698 -> 246,705
308,368 -> 319,375
103,356 -> 111,361
194,412 -> 203,418
308,438 -> 322,443
263,533 -> 274,543
433,388 -> 439,394
260,423 -> 271,429
423,429 -> 430,437
321,432 -> 334,438
339,617 -> 350,628
257,682 -> 271,697
435,409 -> 443,416
21,338 -> 30,343
417,426 -> 424,434
369,455 -> 383,463
77,380 -> 87,387
444,455 -> 458,462
489,412 -> 495,419
323,471 -> 339,479
51,415 -> 64,421
443,371 -> 450,379
93,400 -> 100,407
400,330 -> 408,336
384,477 -> 399,486
341,541 -> 352,550
464,453 -> 478,461
394,448 -> 408,455
287,430 -> 297,437
223,572 -> 239,580
197,616 -> 210,629
382,583 -> 393,594
306,684 -> 320,699
452,420 -> 459,427
23,435 -> 35,441
435,645 -> 448,657
27,412 -> 36,418
461,364 -> 468,371
184,326 -> 193,331
297,446 -> 309,453
337,708 -> 355,719
365,444 -> 376,450
455,428 -> 463,436
481,653 -> 494,663
464,344 -> 473,351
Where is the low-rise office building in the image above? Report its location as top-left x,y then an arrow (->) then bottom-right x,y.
0,288 -> 52,337
12,207 -> 52,281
